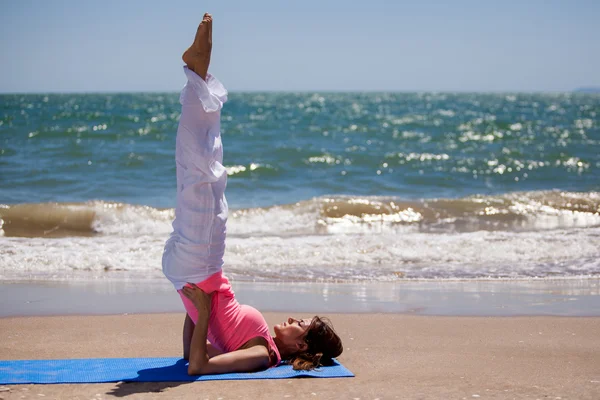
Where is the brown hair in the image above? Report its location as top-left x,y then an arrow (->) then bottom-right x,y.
289,316 -> 343,371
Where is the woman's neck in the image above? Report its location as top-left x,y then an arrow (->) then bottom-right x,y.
273,336 -> 294,360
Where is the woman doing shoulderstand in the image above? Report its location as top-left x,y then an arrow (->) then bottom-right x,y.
162,13 -> 343,375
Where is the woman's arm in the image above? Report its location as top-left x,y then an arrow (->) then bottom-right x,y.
182,314 -> 224,360
181,284 -> 271,375
187,293 -> 210,373
189,343 -> 270,375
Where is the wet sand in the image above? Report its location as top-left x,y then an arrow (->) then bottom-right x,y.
1,313 -> 599,399
2,278 -> 600,317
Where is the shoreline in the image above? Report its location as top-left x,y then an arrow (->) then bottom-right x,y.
2,277 -> 599,317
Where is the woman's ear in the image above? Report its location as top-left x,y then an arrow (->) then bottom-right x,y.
296,340 -> 308,352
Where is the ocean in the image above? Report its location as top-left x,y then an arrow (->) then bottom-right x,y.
1,91 -> 599,282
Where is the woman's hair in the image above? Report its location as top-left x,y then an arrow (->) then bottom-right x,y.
289,316 -> 343,371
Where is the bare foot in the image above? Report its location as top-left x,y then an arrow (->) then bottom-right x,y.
182,13 -> 212,80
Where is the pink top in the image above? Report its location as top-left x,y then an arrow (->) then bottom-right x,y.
178,271 -> 281,367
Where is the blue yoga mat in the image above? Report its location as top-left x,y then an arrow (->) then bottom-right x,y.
0,357 -> 354,384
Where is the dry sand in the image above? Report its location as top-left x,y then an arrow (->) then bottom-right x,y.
1,313 -> 599,399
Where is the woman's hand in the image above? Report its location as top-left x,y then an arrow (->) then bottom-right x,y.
182,282 -> 213,313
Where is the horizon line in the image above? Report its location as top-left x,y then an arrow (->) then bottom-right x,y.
1,88 -> 599,95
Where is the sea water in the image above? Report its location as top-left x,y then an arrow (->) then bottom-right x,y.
1,91 -> 599,282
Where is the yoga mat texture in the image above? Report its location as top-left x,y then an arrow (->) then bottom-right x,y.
0,357 -> 354,384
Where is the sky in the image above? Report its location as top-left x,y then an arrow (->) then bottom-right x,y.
0,0 -> 599,93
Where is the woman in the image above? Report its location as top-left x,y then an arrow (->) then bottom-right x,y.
162,13 -> 343,375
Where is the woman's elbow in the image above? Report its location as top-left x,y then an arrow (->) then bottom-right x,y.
187,362 -> 205,376
187,357 -> 208,375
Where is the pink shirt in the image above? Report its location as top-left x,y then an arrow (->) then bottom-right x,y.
178,272 -> 281,367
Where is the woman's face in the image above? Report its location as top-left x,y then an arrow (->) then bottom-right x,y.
273,317 -> 312,345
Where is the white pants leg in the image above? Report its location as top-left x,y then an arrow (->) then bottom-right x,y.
162,67 -> 229,290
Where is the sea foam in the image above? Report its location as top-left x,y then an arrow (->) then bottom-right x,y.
1,191 -> 599,282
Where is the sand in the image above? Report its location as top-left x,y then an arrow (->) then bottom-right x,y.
1,313 -> 599,400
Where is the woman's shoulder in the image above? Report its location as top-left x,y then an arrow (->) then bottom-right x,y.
238,304 -> 270,334
238,305 -> 282,366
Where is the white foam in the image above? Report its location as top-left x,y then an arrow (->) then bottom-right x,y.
91,201 -> 174,237
0,235 -> 166,281
2,225 -> 599,282
2,193 -> 600,282
93,200 -> 320,238
228,203 -> 320,237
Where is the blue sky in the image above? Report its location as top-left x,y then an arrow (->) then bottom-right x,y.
1,0 -> 598,92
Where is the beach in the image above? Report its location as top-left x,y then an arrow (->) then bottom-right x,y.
2,2 -> 600,398
2,82 -> 600,400
1,280 -> 600,399
1,312 -> 599,400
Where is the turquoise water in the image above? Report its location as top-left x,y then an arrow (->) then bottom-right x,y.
1,92 -> 599,281
2,92 -> 598,208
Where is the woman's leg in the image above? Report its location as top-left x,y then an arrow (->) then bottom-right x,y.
163,12 -> 228,289
182,313 -> 195,360
168,13 -> 229,359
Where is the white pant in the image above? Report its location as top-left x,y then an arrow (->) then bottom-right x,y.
162,67 -> 229,290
